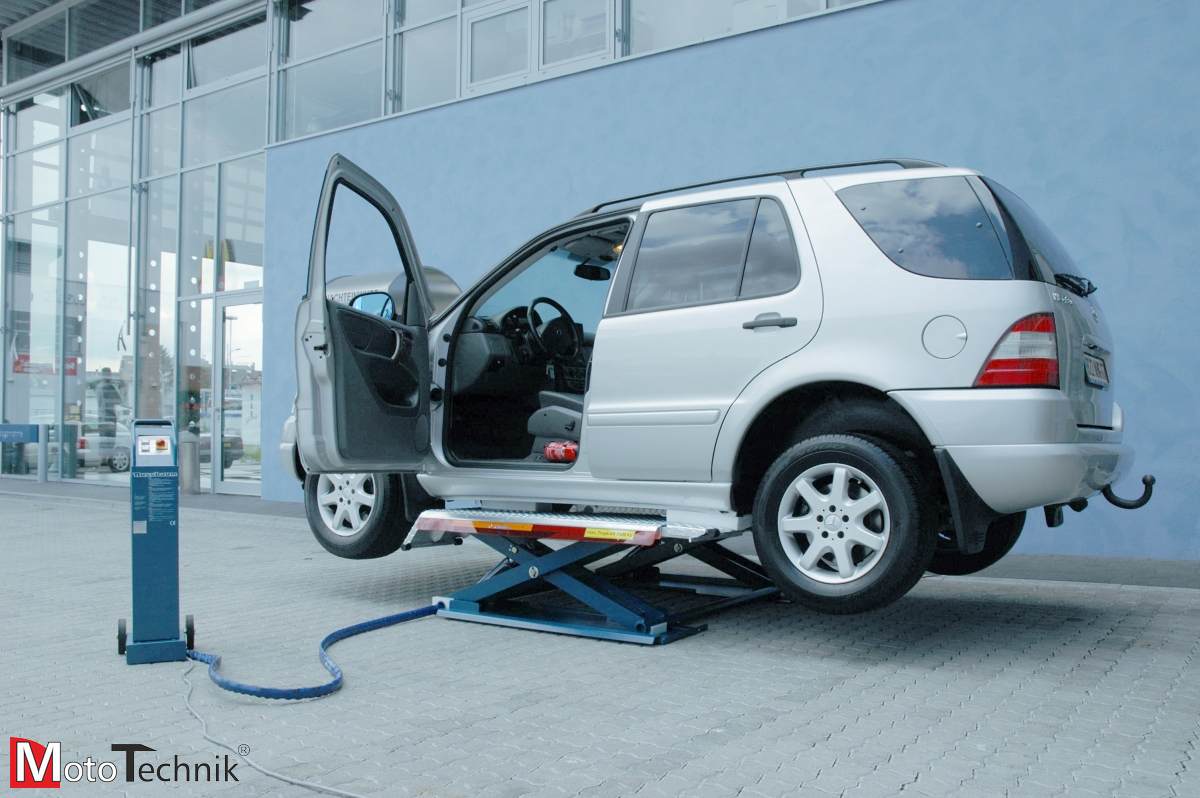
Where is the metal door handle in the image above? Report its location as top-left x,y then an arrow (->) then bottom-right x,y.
742,315 -> 797,330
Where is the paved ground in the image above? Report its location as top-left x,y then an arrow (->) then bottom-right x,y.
2,493 -> 1198,797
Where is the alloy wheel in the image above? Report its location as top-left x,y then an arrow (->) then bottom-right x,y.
776,462 -> 891,584
315,473 -> 377,536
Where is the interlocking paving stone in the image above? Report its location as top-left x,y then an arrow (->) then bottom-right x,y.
1,494 -> 1199,796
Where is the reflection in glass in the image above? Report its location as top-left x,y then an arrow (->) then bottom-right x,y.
628,199 -> 757,311
180,167 -> 217,295
218,155 -> 266,291
69,0 -> 140,59
326,184 -> 404,283
138,177 -> 180,422
400,18 -> 457,110
144,0 -> 183,28
189,15 -> 267,87
400,0 -> 456,27
740,199 -> 800,297
3,207 -> 64,439
71,63 -> 132,126
220,302 -> 263,485
182,78 -> 266,166
543,0 -> 606,65
12,91 -> 66,151
178,297 -> 213,491
628,0 -> 819,55
837,177 -> 1013,280
280,44 -> 382,140
282,0 -> 381,63
787,0 -> 822,14
144,47 -> 183,106
470,8 -> 529,84
64,190 -> 132,482
69,120 -> 132,196
9,144 -> 65,212
7,14 -> 66,83
142,106 -> 181,177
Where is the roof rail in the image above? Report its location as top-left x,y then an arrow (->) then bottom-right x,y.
579,158 -> 944,217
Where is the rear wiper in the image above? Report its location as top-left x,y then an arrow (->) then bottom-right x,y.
1054,273 -> 1097,297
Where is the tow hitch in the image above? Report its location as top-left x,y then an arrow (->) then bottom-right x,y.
1045,474 -> 1156,527
1101,474 -> 1156,510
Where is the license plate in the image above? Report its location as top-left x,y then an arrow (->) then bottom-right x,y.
1083,353 -> 1109,387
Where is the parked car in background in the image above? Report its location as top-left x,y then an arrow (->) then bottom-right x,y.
19,417 -> 132,473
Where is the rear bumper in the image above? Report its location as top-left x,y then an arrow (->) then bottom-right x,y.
889,388 -> 1132,514
941,442 -> 1132,514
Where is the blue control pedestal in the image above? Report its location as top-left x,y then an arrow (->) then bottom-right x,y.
122,419 -> 187,664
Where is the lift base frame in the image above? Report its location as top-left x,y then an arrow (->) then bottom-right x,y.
435,532 -> 778,645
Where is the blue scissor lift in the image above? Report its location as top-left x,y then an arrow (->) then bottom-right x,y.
414,509 -> 778,644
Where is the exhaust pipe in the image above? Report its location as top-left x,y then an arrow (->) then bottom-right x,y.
1101,475 -> 1156,510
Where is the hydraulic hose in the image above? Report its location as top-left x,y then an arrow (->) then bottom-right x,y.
187,604 -> 437,700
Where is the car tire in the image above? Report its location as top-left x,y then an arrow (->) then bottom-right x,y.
927,511 -> 1026,576
304,472 -> 407,559
109,450 -> 130,472
752,434 -> 937,614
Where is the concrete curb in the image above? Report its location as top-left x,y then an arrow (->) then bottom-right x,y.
928,573 -> 1200,594
0,489 -> 310,531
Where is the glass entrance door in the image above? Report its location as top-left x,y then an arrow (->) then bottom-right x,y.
214,295 -> 263,494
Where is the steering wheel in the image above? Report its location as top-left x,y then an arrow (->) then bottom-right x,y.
526,297 -> 584,362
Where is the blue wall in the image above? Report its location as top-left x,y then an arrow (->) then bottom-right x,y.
263,0 -> 1200,560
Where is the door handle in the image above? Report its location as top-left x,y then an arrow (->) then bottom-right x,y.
742,314 -> 797,330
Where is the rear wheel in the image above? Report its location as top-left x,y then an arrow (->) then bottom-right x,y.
304,472 -> 407,559
927,511 -> 1026,576
752,434 -> 937,614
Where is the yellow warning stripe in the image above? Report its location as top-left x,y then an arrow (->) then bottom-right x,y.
583,527 -> 637,542
474,521 -> 534,532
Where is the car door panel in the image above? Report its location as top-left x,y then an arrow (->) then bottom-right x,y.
586,185 -> 822,482
295,154 -> 433,473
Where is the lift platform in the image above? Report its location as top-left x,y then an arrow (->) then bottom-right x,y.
415,509 -> 778,645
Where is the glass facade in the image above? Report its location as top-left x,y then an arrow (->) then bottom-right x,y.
1,9 -> 269,490
1,0 -> 879,489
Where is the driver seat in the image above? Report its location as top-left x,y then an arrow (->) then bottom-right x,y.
538,390 -> 583,414
526,391 -> 585,453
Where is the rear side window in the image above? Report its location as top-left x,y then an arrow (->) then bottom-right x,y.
837,176 -> 1013,280
742,199 -> 801,297
626,198 -> 800,312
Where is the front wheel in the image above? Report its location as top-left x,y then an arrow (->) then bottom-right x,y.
752,434 -> 937,614
304,472 -> 407,559
927,511 -> 1026,576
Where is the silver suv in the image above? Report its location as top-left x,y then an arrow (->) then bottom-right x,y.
284,156 -> 1150,614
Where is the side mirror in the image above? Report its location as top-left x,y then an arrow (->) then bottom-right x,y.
351,291 -> 395,319
574,264 -> 611,281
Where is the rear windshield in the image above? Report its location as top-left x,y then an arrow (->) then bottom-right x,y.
982,178 -> 1083,283
837,176 -> 1013,280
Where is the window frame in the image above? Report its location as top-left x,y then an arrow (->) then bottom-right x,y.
611,193 -> 803,316
537,0 -> 613,74
462,0 -> 534,94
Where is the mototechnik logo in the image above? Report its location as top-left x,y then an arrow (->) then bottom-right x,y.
9,738 -> 238,787
10,739 -> 67,788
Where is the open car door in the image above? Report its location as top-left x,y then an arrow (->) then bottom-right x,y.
295,154 -> 434,473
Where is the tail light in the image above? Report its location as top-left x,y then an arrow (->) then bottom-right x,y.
77,438 -> 88,449
974,313 -> 1059,387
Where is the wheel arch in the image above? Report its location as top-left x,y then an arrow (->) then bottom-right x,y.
727,381 -> 937,514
